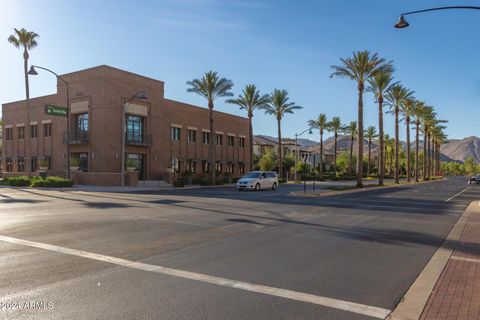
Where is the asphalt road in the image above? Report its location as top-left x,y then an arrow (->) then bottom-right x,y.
0,177 -> 478,320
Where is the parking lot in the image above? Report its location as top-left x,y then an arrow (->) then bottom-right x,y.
0,177 -> 477,319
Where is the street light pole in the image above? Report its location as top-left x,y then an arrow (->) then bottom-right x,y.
121,91 -> 148,187
28,65 -> 70,178
293,128 -> 313,181
395,6 -> 480,28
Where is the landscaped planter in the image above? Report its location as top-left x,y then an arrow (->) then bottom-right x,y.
126,167 -> 137,172
38,166 -> 49,171
70,166 -> 80,171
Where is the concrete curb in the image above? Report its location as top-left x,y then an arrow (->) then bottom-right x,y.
387,200 -> 476,320
288,179 -> 445,198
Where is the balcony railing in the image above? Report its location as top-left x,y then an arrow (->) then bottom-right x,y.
64,130 -> 89,144
125,132 -> 152,146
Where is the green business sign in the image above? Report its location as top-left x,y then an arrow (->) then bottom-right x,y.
45,104 -> 67,117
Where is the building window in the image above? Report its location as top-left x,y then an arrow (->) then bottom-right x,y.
187,160 -> 196,174
239,163 -> 245,174
72,153 -> 88,172
216,133 -> 223,146
187,129 -> 196,143
5,128 -> 13,140
18,158 -> 25,172
171,127 -> 181,141
43,123 -> 52,137
31,158 -> 37,172
126,115 -> 145,143
215,161 -> 223,174
75,113 -> 89,132
17,127 -> 25,140
202,132 -> 210,144
6,159 -> 13,172
228,135 -> 235,147
30,125 -> 38,138
239,137 -> 245,148
227,162 -> 236,174
202,160 -> 210,174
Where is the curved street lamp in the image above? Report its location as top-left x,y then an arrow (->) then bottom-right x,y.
28,65 -> 71,179
395,6 -> 480,28
294,128 -> 313,181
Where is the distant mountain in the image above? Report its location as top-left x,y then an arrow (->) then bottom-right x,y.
441,136 -> 480,163
256,134 -> 479,163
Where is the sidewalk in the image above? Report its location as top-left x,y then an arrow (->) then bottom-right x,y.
420,202 -> 480,320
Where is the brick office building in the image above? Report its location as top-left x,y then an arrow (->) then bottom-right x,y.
1,65 -> 250,185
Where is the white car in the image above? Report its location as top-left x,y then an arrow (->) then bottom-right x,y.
237,171 -> 279,191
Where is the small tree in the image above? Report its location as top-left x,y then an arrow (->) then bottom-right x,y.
258,149 -> 277,171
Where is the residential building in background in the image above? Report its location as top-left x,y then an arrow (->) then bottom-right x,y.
1,65 -> 250,185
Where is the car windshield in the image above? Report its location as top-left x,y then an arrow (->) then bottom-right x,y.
242,172 -> 261,179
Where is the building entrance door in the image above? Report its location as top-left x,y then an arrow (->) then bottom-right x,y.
126,153 -> 145,180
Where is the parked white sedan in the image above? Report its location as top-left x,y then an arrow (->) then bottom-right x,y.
237,171 -> 279,191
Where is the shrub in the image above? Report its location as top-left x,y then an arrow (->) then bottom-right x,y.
192,177 -> 204,185
200,178 -> 215,186
7,176 -> 31,186
70,157 -> 80,167
278,179 -> 287,184
30,176 -> 74,188
173,179 -> 185,187
215,179 -> 224,185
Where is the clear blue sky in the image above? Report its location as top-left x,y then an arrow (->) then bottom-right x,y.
1,0 -> 479,141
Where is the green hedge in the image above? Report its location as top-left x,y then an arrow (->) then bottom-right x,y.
173,180 -> 185,187
1,176 -> 73,188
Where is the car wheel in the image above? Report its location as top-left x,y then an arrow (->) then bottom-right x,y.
255,183 -> 261,191
272,182 -> 278,191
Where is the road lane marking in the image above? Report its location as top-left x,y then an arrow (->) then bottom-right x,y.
451,256 -> 480,264
0,234 -> 391,319
445,187 -> 472,202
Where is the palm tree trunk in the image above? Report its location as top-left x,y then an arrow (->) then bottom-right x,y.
427,133 -> 431,178
415,121 -> 419,182
209,104 -> 215,181
406,117 -> 411,183
349,136 -> 354,176
378,99 -> 384,185
277,118 -> 283,179
319,130 -> 323,178
356,86 -> 364,187
23,48 -> 31,176
334,133 -> 338,176
385,143 -> 388,175
248,116 -> 254,172
390,146 -> 393,175
423,128 -> 427,180
368,140 -> 371,176
394,106 -> 399,184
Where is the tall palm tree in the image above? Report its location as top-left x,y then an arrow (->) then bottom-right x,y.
307,113 -> 328,178
187,71 -> 234,181
227,84 -> 270,172
419,107 -> 436,180
8,28 -> 39,176
411,101 -> 428,182
384,134 -> 395,176
400,97 -> 416,182
365,126 -> 378,177
367,70 -> 396,185
330,50 -> 393,187
328,117 -> 344,177
431,125 -> 447,176
261,89 -> 302,179
385,84 -> 414,184
344,121 -> 358,176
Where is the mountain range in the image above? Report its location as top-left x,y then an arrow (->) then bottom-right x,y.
256,134 -> 480,163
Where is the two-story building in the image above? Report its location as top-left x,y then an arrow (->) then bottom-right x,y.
1,65 -> 250,185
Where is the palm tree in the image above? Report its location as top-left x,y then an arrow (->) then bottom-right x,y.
227,84 -> 270,172
431,125 -> 447,176
385,84 -> 414,184
400,97 -> 416,182
328,117 -> 344,176
344,121 -> 358,176
367,70 -> 396,185
8,28 -> 39,176
261,89 -> 302,179
419,107 -> 436,180
330,50 -> 393,187
384,134 -> 395,176
187,71 -> 234,181
411,101 -> 428,182
365,126 -> 378,177
307,114 -> 328,178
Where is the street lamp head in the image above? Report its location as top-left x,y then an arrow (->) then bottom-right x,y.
395,15 -> 410,28
27,66 -> 38,76
308,129 -> 313,134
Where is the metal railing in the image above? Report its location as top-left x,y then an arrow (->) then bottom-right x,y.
64,130 -> 89,144
125,132 -> 152,146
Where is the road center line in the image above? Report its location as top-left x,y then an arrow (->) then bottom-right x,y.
445,187 -> 472,202
0,234 -> 390,319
